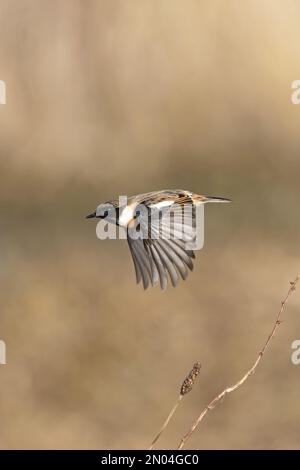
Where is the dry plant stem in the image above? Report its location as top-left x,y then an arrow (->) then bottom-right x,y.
150,362 -> 201,450
149,395 -> 183,450
177,273 -> 300,450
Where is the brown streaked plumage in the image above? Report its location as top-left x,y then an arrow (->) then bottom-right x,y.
86,189 -> 231,290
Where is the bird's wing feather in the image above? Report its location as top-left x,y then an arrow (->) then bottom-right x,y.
127,238 -> 151,289
127,200 -> 196,289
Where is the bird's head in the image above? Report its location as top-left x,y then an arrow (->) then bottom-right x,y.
86,202 -> 118,221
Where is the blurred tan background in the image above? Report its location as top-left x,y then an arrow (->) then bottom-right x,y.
0,0 -> 300,449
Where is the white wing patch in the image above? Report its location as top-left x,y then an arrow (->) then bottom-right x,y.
119,204 -> 136,227
150,200 -> 174,210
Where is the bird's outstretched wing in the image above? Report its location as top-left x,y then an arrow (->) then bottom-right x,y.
127,199 -> 196,290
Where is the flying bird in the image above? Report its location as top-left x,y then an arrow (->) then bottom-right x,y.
86,189 -> 230,290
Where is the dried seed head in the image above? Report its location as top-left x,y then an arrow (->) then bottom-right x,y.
180,362 -> 201,396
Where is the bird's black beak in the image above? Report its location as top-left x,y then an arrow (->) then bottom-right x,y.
86,211 -> 96,219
